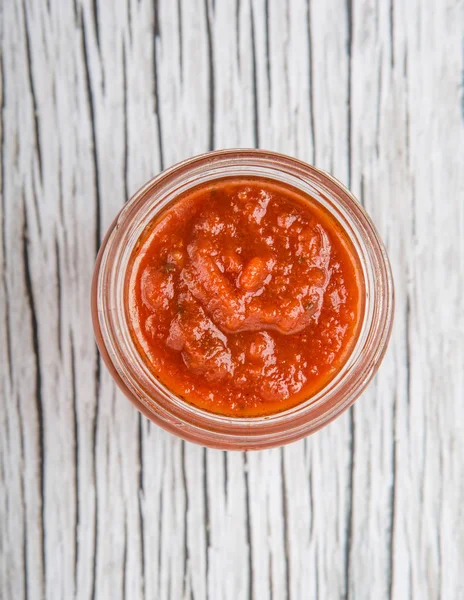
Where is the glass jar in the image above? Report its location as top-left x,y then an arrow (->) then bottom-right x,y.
91,149 -> 394,450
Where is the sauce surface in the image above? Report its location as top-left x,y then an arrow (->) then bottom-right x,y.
126,178 -> 363,417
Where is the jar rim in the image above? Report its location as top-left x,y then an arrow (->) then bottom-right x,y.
91,149 -> 394,449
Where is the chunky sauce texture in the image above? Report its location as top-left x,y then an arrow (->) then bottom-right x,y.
127,178 -> 363,417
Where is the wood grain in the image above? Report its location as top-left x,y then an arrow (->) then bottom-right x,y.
1,0 -> 463,598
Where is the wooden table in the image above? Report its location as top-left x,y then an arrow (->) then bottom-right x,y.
1,1 -> 463,598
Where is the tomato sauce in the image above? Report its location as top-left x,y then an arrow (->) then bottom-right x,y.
126,178 -> 364,417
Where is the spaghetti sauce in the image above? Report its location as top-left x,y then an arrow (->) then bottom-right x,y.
126,178 -> 363,417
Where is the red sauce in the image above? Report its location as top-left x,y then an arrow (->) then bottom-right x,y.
126,178 -> 364,417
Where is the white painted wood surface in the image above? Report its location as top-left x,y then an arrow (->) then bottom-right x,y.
1,0 -> 463,598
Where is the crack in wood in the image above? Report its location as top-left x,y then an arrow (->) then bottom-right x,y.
306,442 -> 315,539
122,39 -> 129,202
57,146 -> 65,234
22,193 -> 45,599
55,234 -> 62,358
90,390 -> 100,600
137,414 -> 145,600
344,4 -> 355,595
157,484 -> 163,597
22,0 -> 43,183
346,0 -> 353,188
375,53 -> 383,159
269,552 -> 273,600
390,0 -> 395,68
250,1 -> 259,149
80,16 -> 102,598
306,0 -> 316,164
244,452 -> 254,600
344,408 -> 355,600
81,9 -> 101,251
127,0 -> 132,44
153,0 -> 165,170
264,0 -> 271,107
387,390 -> 398,600
91,0 -> 101,51
223,451 -> 228,503
122,515 -> 128,600
181,440 -> 190,597
70,333 -> 80,598
204,0 -> 215,151
30,176 -> 42,240
0,47 -> 13,384
15,390 -> 28,600
236,0 -> 241,71
360,173 -> 365,208
203,447 -> 210,599
280,448 -> 291,600
177,0 -> 184,83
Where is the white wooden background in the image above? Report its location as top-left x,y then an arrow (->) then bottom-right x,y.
1,0 -> 463,598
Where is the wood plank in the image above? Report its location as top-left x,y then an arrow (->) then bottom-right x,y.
1,0 -> 463,599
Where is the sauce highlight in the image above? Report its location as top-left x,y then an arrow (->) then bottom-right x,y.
126,178 -> 363,417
